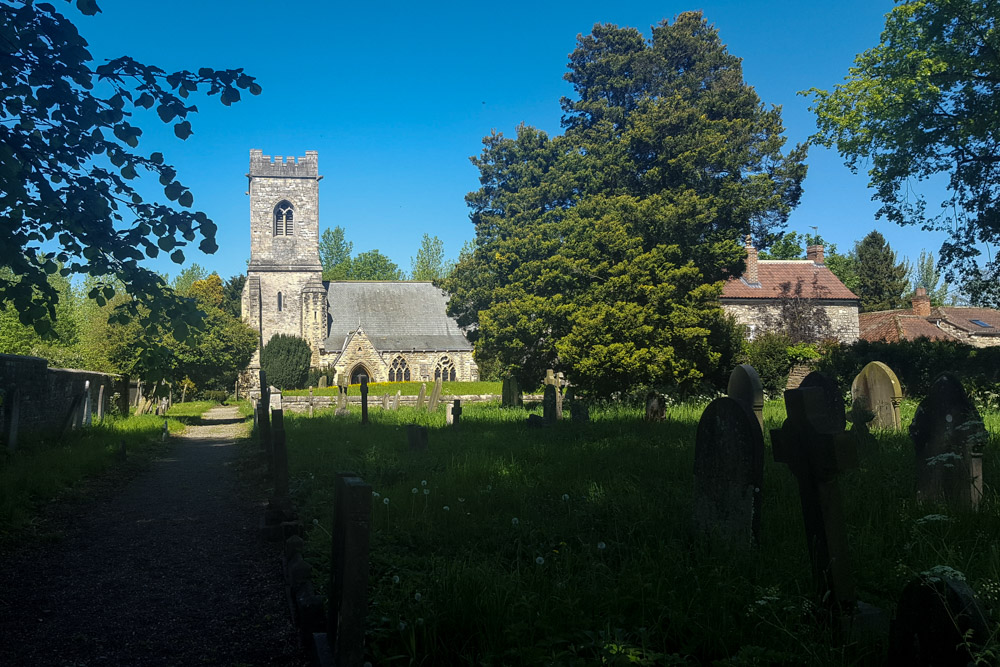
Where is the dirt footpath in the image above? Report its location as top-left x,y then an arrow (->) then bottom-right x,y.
0,405 -> 307,666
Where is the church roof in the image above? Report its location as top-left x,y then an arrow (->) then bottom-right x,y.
324,281 -> 473,352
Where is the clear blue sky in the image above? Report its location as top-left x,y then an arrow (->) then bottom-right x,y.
75,0 -> 948,282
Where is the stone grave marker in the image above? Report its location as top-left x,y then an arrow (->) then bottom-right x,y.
545,369 -> 556,386
5,388 -> 21,452
359,376 -> 369,425
318,375 -> 328,389
392,390 -> 400,411
771,374 -> 859,611
271,409 -> 289,498
888,574 -> 991,666
308,388 -> 315,418
269,388 -> 282,412
543,384 -> 557,424
910,373 -> 987,510
692,396 -> 764,548
428,377 -> 443,412
565,387 -> 590,422
799,371 -> 847,431
448,399 -> 462,426
407,424 -> 428,452
336,378 -> 349,416
381,393 -> 389,410
501,377 -> 512,407
727,364 -> 764,432
416,383 -> 427,410
97,384 -> 106,422
554,373 -> 565,420
851,361 -> 902,430
645,393 -> 666,422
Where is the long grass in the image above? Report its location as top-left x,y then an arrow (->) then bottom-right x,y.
278,399 -> 1000,665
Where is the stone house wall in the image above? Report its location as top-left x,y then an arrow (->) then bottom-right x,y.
722,301 -> 860,343
935,320 -> 1000,348
319,330 -> 478,383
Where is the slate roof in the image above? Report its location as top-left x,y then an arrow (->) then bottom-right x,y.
324,282 -> 473,352
720,261 -> 859,301
858,306 -> 1000,343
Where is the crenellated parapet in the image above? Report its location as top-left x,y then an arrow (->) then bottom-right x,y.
248,149 -> 320,180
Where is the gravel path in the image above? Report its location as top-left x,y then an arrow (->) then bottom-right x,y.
0,406 -> 307,666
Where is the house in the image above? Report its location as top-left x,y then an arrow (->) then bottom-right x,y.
859,288 -> 1000,347
720,236 -> 860,342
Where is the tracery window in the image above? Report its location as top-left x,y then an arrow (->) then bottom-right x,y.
434,356 -> 456,382
389,356 -> 411,382
274,200 -> 294,235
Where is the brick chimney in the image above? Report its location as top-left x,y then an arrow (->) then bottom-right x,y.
743,235 -> 759,285
912,287 -> 931,317
806,244 -> 825,265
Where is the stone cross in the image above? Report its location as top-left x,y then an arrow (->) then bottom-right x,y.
910,373 -> 987,510
97,384 -> 106,422
5,388 -> 21,452
851,361 -> 902,430
727,364 -> 764,432
771,374 -> 858,610
543,384 -> 557,424
428,377 -> 443,412
392,390 -> 400,411
318,374 -> 328,389
271,408 -> 289,498
416,383 -> 427,410
545,369 -> 555,386
407,424 -> 428,452
645,393 -> 666,422
692,396 -> 764,548
359,376 -> 369,425
889,575 -> 991,665
322,473 -> 372,667
449,399 -> 462,426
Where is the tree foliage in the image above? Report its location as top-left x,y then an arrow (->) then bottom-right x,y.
854,230 -> 910,312
0,0 -> 260,346
445,12 -> 806,394
410,233 -> 451,281
910,249 -> 950,306
260,333 -> 310,390
349,249 -> 404,280
806,0 -> 1000,305
319,226 -> 353,280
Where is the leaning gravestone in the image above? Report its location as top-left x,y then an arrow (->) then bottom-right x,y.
416,383 -> 426,410
645,393 -> 666,422
510,376 -> 522,407
391,391 -> 400,411
851,361 -> 903,430
318,375 -> 328,389
889,575 -> 991,666
428,377 -> 443,412
97,384 -> 106,422
381,393 -> 389,410
910,373 -> 987,510
543,385 -> 557,424
82,380 -> 93,426
692,397 -> 764,548
269,389 -> 283,412
727,364 -> 764,432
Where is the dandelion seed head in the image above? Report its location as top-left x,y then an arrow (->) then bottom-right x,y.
384,497 -> 390,505
562,494 -> 569,501
414,592 -> 422,602
392,575 -> 400,584
424,489 -> 430,495
443,505 -> 450,511
535,556 -> 544,565
597,541 -> 606,550
312,518 -> 319,526
421,480 -> 427,486
511,517 -> 519,526
412,488 -> 418,494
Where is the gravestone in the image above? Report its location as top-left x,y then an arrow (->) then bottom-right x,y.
565,387 -> 590,422
727,364 -> 764,432
97,384 -> 106,422
851,361 -> 902,430
381,393 -> 389,410
359,376 -> 369,425
545,369 -> 556,386
407,424 -> 428,452
771,374 -> 858,611
269,388 -> 282,412
161,419 -> 168,442
554,374 -> 565,420
501,377 -> 512,407
509,376 -> 522,407
271,409 -> 289,498
336,377 -> 348,416
889,575 -> 990,667
416,383 -> 426,410
5,388 -> 20,452
318,375 -> 328,389
392,390 -> 400,411
543,385 -> 557,424
428,377 -> 443,412
449,399 -> 462,426
308,388 -> 314,418
645,393 -> 666,422
910,373 -> 987,510
692,396 -> 764,548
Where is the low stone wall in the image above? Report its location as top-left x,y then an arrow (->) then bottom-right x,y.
0,353 -> 128,444
276,393 -> 538,413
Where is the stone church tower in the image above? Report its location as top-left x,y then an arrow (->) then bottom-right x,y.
242,150 -> 328,377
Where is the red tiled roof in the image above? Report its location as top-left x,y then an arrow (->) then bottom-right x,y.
721,261 -> 858,301
932,307 -> 1000,333
858,306 -> 1000,343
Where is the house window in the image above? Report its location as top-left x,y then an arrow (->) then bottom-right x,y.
274,200 -> 294,235
389,356 -> 411,382
277,292 -> 283,312
434,356 -> 456,382
970,319 -> 993,328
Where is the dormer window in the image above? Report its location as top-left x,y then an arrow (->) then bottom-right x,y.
274,200 -> 294,235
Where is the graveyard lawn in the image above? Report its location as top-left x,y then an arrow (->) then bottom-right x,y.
284,381 -> 501,397
0,404 -> 212,543
278,400 -> 1000,665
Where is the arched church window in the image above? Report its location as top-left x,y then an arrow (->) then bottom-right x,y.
389,356 -> 410,382
277,292 -> 283,312
434,356 -> 456,382
274,200 -> 294,235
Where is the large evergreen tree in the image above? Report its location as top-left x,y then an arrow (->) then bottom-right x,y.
444,12 -> 807,394
854,230 -> 909,312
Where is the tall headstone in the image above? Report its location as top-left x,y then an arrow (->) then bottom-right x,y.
308,388 -> 314,418
645,393 -> 666,422
910,373 -> 987,510
771,374 -> 858,611
97,384 -> 106,422
545,369 -> 555,386
391,390 -> 400,411
407,424 -> 428,452
416,383 -> 427,410
510,376 -> 523,408
269,388 -> 282,412
851,361 -> 903,430
428,377 -> 443,412
336,376 -> 349,415
501,377 -> 512,407
82,380 -> 92,426
554,373 -> 565,421
359,376 -> 369,425
381,393 -> 389,410
318,375 -> 328,389
727,364 -> 764,432
543,385 -> 557,424
692,396 -> 764,548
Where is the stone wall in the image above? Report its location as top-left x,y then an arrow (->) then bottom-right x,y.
319,330 -> 478,383
935,321 -> 1000,348
0,353 -> 128,442
723,301 -> 860,343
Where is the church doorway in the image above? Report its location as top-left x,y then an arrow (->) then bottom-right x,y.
349,364 -> 371,385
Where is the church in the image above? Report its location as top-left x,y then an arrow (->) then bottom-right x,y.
240,150 -> 478,387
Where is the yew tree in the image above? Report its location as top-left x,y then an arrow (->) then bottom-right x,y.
444,12 -> 806,395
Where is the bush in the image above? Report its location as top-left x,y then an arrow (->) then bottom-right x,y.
306,364 -> 337,388
260,334 -> 312,390
203,390 -> 228,404
740,332 -> 794,395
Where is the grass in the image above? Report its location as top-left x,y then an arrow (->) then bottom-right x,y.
0,401 -> 216,542
275,398 -> 1000,665
284,381 -> 503,397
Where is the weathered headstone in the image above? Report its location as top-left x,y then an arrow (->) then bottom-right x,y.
318,375 -> 328,389
407,424 -> 428,452
271,409 -> 289,498
359,376 -> 369,425
889,575 -> 990,667
851,361 -> 903,430
336,377 -> 348,415
501,377 -> 512,407
5,389 -> 21,452
771,376 -> 858,611
910,373 -> 987,510
428,377 -> 443,411
727,364 -> 764,432
269,388 -> 282,412
161,419 -> 169,442
692,396 -> 764,548
545,369 -> 556,386
449,399 -> 462,426
97,384 -> 106,422
543,385 -> 557,424
510,376 -> 522,408
381,393 -> 389,410
391,390 -> 400,411
554,376 -> 564,421
645,393 -> 666,422
565,387 -> 590,422
308,388 -> 315,418
416,383 -> 427,410
799,371 -> 847,431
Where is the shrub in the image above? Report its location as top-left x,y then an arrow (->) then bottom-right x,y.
260,334 -> 312,390
203,390 -> 228,404
306,364 -> 337,388
740,332 -> 794,395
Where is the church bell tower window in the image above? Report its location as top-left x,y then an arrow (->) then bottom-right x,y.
274,200 -> 294,235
